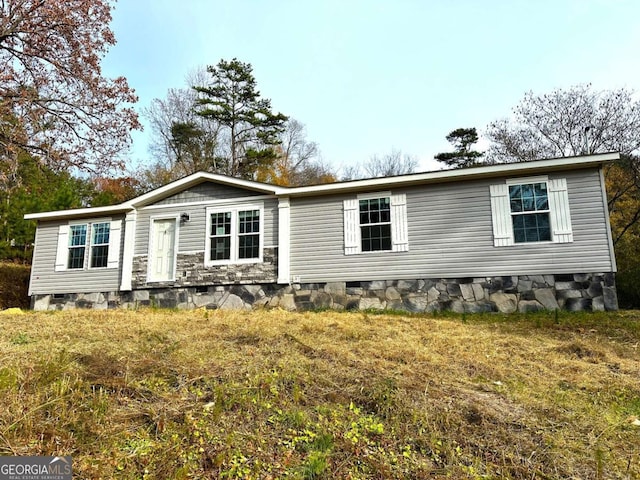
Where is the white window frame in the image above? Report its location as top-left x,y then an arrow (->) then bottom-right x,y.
55,218 -> 122,272
343,192 -> 409,255
67,222 -> 88,270
358,193 -> 393,252
490,176 -> 573,247
89,221 -> 111,269
205,204 -> 264,266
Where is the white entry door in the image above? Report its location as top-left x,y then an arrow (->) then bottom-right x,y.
150,218 -> 176,281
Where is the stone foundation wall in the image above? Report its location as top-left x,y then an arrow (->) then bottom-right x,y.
131,248 -> 278,289
32,272 -> 618,312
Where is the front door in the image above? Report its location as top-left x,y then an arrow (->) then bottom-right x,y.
150,218 -> 176,281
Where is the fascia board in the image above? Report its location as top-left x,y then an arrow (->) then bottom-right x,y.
24,172 -> 282,221
128,171 -> 282,207
24,205 -> 133,221
283,152 -> 620,197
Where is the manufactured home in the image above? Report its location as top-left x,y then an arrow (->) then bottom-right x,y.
25,153 -> 619,312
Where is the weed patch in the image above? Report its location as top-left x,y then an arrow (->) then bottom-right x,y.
0,309 -> 638,477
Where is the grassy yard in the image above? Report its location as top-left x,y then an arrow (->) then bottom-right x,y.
0,308 -> 638,479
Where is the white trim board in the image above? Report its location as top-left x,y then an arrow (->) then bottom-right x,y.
140,195 -> 277,211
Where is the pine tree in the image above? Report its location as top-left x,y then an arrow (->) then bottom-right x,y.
194,58 -> 288,178
434,128 -> 484,168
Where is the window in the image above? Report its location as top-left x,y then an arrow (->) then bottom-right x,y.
490,177 -> 573,247
55,219 -> 121,272
238,209 -> 260,259
359,197 -> 392,251
90,222 -> 110,268
210,212 -> 232,261
509,182 -> 551,243
343,193 -> 408,255
206,206 -> 263,264
68,224 -> 87,269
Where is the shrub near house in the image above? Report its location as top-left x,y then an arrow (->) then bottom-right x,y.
25,153 -> 619,312
0,263 -> 30,309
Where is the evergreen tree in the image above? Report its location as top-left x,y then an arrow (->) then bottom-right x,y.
1,152 -> 93,261
170,121 -> 222,173
434,128 -> 484,168
193,58 -> 288,178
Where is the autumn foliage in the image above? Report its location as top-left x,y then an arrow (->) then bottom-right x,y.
0,0 -> 140,175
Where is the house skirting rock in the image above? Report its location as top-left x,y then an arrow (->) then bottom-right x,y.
131,249 -> 278,289
31,273 -> 618,312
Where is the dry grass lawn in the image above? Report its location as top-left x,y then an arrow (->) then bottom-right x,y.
0,308 -> 639,479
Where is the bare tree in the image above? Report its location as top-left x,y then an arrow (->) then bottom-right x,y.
339,164 -> 363,182
342,149 -> 418,180
142,67 -> 224,180
260,119 -> 334,185
485,84 -> 640,164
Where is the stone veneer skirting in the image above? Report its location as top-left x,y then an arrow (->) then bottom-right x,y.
131,249 -> 278,289
31,272 -> 618,312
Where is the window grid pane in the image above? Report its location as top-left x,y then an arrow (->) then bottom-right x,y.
210,212 -> 232,261
69,225 -> 87,246
211,212 -> 231,236
512,212 -> 551,242
92,222 -> 110,246
361,225 -> 392,252
359,198 -> 391,225
211,237 -> 231,261
91,245 -> 109,268
238,210 -> 260,234
509,182 -> 551,243
68,246 -> 85,269
238,234 -> 260,259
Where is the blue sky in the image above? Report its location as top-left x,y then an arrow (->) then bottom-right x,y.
102,0 -> 640,173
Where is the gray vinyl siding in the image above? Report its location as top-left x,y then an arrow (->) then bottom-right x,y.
134,199 -> 279,256
154,182 -> 263,205
289,168 -> 614,282
29,216 -> 125,295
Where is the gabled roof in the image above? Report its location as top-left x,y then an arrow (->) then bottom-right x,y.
24,172 -> 281,221
283,152 -> 619,197
25,152 -> 619,221
127,171 -> 282,207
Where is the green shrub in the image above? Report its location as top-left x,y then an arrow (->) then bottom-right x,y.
0,262 -> 31,309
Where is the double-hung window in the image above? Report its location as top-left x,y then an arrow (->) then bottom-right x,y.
238,209 -> 261,259
55,219 -> 121,271
90,222 -> 110,268
490,177 -> 573,246
206,206 -> 263,265
343,192 -> 408,254
210,212 -> 232,261
68,224 -> 88,269
359,197 -> 392,251
509,182 -> 550,243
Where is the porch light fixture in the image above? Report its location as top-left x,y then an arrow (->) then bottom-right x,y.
180,212 -> 190,223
